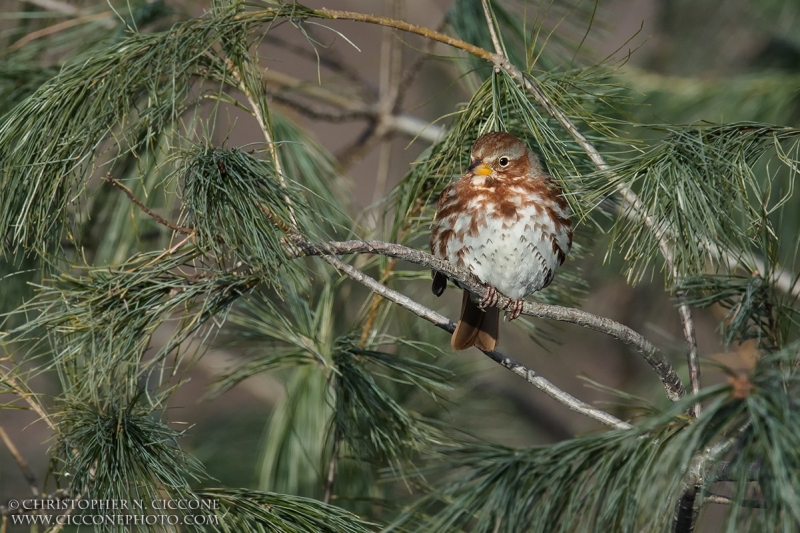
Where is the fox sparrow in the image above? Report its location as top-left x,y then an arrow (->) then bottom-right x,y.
430,132 -> 572,351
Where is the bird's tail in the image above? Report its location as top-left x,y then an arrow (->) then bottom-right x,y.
451,290 -> 499,351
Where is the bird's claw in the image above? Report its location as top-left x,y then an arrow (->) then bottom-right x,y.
506,299 -> 525,321
478,286 -> 498,310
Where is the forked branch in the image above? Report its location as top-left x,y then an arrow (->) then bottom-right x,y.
319,252 -> 631,429
289,239 -> 685,402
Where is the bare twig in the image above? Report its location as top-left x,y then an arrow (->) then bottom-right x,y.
704,494 -> 765,508
0,370 -> 56,434
9,12 -> 114,53
103,174 -> 193,235
672,486 -> 698,533
288,239 -> 685,402
252,211 -> 637,424
263,33 -> 373,93
320,252 -> 630,429
480,0 -> 504,57
679,297 -> 702,417
261,69 -> 445,142
323,424 -> 340,504
0,425 -> 39,496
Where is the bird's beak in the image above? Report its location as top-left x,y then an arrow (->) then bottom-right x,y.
468,160 -> 492,176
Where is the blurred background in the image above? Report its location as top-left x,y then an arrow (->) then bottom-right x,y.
1,0 -> 799,523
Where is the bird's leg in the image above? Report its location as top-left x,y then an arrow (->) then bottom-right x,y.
506,299 -> 525,321
477,285 -> 498,310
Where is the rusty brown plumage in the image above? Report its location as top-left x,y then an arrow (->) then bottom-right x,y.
430,132 -> 572,351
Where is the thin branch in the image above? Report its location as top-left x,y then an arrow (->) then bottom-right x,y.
288,239 -> 685,402
0,425 -> 39,496
672,485 -> 698,533
261,69 -> 445,142
0,369 -> 57,434
316,9 -> 495,62
251,210 -> 635,425
320,252 -> 630,429
103,174 -> 193,235
704,494 -> 765,508
9,12 -> 113,53
678,296 -> 702,417
480,0 -> 505,57
262,33 -> 373,93
323,424 -> 340,504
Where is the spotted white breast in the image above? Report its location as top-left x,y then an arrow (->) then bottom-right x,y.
431,175 -> 572,300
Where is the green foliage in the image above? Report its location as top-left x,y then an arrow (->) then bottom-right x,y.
259,366 -> 332,499
0,1 -> 304,255
448,0 -> 600,74
391,345 -> 800,533
0,16 -> 203,252
180,146 -> 310,280
198,488 -> 376,533
678,272 -> 800,350
212,284 -> 451,498
625,70 -> 800,126
4,248 -> 259,402
584,124 -> 800,282
2,1 -> 800,532
58,392 -> 202,505
334,342 -> 450,470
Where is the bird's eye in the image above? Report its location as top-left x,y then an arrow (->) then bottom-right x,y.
499,157 -> 510,167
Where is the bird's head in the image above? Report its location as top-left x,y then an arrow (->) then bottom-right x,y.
467,131 -> 543,181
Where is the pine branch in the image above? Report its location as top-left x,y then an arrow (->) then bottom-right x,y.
319,252 -> 631,429
102,174 -> 193,235
254,204 -> 629,430
0,368 -> 56,434
312,1 -> 697,387
480,0 -> 504,57
0,425 -> 39,496
322,424 -> 340,504
288,239 -> 685,403
260,69 -> 445,142
679,297 -> 702,417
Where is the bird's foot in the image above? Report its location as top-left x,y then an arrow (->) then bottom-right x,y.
505,299 -> 525,321
478,285 -> 498,310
